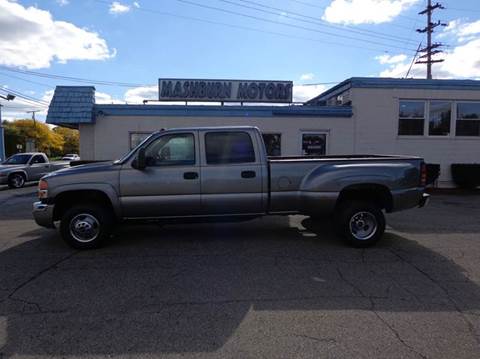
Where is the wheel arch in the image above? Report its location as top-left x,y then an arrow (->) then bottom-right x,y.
53,189 -> 119,221
336,183 -> 393,213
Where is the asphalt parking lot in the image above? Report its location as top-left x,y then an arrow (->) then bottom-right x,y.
0,186 -> 479,359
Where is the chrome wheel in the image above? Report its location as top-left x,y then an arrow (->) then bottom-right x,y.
69,213 -> 100,243
11,174 -> 25,188
349,211 -> 378,241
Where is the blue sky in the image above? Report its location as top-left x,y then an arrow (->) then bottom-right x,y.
1,0 -> 480,121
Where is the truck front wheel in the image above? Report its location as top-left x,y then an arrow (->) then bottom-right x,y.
336,201 -> 385,247
60,204 -> 113,249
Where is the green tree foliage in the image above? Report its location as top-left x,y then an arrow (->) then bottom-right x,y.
53,126 -> 79,155
2,120 -> 78,157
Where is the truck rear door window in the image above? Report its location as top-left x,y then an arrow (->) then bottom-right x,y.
205,132 -> 255,164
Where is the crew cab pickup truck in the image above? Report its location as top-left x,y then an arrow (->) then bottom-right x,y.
0,152 -> 69,189
33,126 -> 429,249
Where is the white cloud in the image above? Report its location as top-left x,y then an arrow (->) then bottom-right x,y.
293,84 -> 327,103
377,19 -> 480,79
378,41 -> 480,79
375,54 -> 407,64
300,73 -> 315,81
0,0 -> 115,69
440,19 -> 480,43
95,91 -> 124,104
323,0 -> 419,25
133,1 -> 140,8
109,1 -> 130,14
56,0 -> 69,6
124,85 -> 157,103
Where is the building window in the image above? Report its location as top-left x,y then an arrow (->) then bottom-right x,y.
205,132 -> 256,164
456,102 -> 480,136
262,133 -> 281,156
130,132 -> 152,149
145,133 -> 195,166
429,101 -> 451,136
398,101 -> 425,136
301,133 -> 327,156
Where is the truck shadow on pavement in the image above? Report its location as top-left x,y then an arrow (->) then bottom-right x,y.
1,216 -> 480,356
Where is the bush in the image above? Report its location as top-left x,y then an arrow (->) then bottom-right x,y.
426,163 -> 440,186
451,164 -> 480,189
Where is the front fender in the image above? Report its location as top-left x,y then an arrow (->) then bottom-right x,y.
50,183 -> 121,218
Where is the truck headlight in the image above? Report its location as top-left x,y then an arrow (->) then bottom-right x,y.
38,179 -> 48,199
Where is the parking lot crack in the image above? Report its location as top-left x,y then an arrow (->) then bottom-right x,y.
389,248 -> 480,348
371,301 -> 428,359
336,267 -> 427,358
7,251 -> 78,301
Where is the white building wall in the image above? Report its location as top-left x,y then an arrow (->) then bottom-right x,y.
351,88 -> 480,186
79,124 -> 95,160
82,115 -> 355,161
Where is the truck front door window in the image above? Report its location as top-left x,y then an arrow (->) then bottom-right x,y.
145,133 -> 195,166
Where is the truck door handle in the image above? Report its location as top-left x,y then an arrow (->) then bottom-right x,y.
241,170 -> 256,178
183,172 -> 198,180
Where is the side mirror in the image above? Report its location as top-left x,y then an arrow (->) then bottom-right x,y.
132,148 -> 146,170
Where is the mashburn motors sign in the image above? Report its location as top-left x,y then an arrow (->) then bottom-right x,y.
158,78 -> 293,103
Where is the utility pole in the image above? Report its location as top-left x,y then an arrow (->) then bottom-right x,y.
0,93 -> 16,161
415,0 -> 447,79
26,110 -> 39,152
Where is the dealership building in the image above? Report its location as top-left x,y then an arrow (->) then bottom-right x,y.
46,77 -> 480,187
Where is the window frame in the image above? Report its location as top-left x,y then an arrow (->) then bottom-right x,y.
30,154 -> 46,164
129,131 -> 153,150
299,130 -> 329,156
144,132 -> 196,167
398,100 -> 426,137
455,101 -> 480,138
261,132 -> 282,157
428,100 -> 453,137
204,131 -> 257,165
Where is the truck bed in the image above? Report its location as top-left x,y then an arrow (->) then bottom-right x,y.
268,154 -> 421,162
267,155 -> 424,214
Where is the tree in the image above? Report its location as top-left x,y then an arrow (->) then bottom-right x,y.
3,119 -> 64,157
53,126 -> 79,154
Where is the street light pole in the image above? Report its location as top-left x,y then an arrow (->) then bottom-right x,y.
27,110 -> 39,152
0,93 -> 16,161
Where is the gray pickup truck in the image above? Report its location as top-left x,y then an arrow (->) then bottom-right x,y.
33,126 -> 429,249
0,152 -> 69,189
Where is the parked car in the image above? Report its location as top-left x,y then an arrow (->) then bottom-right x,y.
61,154 -> 80,161
33,126 -> 429,249
0,153 -> 69,189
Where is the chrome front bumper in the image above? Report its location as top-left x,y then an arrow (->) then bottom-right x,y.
418,193 -> 430,208
32,201 -> 55,228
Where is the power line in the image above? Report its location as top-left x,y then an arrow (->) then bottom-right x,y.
0,66 -> 152,88
217,0 -> 420,45
174,0 -> 419,52
0,87 -> 49,107
0,71 -> 53,88
91,0 -> 406,53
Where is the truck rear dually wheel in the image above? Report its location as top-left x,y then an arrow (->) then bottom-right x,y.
60,204 -> 113,249
336,201 -> 385,247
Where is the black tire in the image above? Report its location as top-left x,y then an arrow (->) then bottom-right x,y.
8,173 -> 26,189
335,201 -> 385,248
60,204 -> 114,249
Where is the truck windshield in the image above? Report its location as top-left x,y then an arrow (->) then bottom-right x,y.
3,154 -> 32,165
